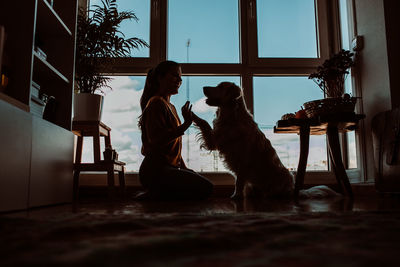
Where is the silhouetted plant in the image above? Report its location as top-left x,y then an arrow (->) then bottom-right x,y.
308,49 -> 354,98
75,0 -> 149,94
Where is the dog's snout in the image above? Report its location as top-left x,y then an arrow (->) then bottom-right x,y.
203,86 -> 215,96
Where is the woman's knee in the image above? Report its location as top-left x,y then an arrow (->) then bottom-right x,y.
200,178 -> 214,197
187,175 -> 213,199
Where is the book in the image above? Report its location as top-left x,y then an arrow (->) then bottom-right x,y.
30,95 -> 45,118
31,81 -> 41,98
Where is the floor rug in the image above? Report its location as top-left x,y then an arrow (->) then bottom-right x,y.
1,200 -> 400,266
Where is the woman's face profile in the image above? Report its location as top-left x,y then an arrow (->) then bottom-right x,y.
158,66 -> 182,96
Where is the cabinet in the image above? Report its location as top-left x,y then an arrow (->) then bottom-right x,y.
0,0 -> 77,212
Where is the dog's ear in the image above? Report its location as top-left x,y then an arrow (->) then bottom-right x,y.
227,83 -> 243,101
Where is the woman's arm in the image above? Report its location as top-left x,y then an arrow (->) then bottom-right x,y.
145,100 -> 192,147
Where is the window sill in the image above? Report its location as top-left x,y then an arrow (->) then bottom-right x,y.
78,170 -> 363,187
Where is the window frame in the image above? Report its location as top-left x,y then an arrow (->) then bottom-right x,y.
87,0 -> 363,183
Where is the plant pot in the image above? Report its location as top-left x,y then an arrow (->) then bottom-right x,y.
73,93 -> 104,121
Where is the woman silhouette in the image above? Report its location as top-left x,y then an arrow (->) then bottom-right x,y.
137,61 -> 213,200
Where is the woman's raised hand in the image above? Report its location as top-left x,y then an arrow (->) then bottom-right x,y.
181,101 -> 193,125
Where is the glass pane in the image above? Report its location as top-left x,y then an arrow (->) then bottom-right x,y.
253,77 -> 328,170
81,76 -> 146,172
257,0 -> 318,58
347,131 -> 357,169
339,0 -> 350,50
89,0 -> 150,57
339,1 -> 357,169
171,76 -> 241,171
168,0 -> 240,63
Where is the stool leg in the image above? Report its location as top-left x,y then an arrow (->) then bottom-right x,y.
118,166 -> 126,197
105,130 -> 112,149
73,170 -> 80,200
93,129 -> 101,163
107,169 -> 115,198
75,136 -> 83,164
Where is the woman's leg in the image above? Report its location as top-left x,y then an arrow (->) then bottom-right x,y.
156,166 -> 214,200
139,157 -> 213,200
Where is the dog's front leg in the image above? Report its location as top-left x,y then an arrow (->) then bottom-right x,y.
231,176 -> 245,199
192,112 -> 217,150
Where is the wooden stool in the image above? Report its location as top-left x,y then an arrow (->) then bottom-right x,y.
72,121 -> 126,199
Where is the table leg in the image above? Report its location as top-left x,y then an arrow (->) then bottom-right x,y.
295,124 -> 310,198
328,150 -> 344,194
327,126 -> 353,197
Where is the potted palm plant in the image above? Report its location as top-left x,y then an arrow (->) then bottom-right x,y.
74,0 -> 148,121
304,49 -> 356,118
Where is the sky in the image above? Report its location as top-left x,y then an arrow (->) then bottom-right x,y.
84,0 -> 357,172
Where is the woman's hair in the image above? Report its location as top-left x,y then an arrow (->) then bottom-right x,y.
138,60 -> 180,129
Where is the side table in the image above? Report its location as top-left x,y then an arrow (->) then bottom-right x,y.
274,112 -> 365,198
72,121 -> 126,199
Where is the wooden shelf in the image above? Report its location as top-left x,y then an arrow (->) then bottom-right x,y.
0,92 -> 30,112
36,0 -> 72,38
33,51 -> 69,84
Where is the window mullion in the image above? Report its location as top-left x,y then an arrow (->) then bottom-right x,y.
245,0 -> 258,65
150,0 -> 166,63
316,0 -> 333,59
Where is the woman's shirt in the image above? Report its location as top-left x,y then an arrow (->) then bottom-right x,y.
141,96 -> 182,167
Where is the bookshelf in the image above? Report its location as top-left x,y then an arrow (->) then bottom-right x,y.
0,0 -> 76,129
0,0 -> 78,211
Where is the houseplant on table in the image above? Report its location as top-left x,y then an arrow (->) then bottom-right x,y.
74,0 -> 148,121
305,49 -> 356,118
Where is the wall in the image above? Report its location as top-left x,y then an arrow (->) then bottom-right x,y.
354,0 -> 397,182
383,0 -> 400,108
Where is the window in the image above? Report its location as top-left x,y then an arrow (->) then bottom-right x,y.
253,77 -> 328,170
339,0 -> 358,170
81,76 -> 145,172
87,0 -> 355,178
168,0 -> 239,63
89,0 -> 151,57
256,0 -> 318,58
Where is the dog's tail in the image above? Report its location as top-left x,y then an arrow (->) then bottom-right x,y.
298,185 -> 341,199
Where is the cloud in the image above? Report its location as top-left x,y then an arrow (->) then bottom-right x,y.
100,77 -> 144,133
106,76 -> 142,92
192,97 -> 217,114
104,87 -> 143,114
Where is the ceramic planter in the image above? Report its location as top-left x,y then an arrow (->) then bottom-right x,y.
73,93 -> 104,121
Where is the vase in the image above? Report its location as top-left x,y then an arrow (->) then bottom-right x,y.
73,93 -> 104,121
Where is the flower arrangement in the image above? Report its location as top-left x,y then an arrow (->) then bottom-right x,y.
308,49 -> 354,98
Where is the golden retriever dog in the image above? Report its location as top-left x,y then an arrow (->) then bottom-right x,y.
192,82 -> 339,199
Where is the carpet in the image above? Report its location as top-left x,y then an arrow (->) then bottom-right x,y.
1,201 -> 400,266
